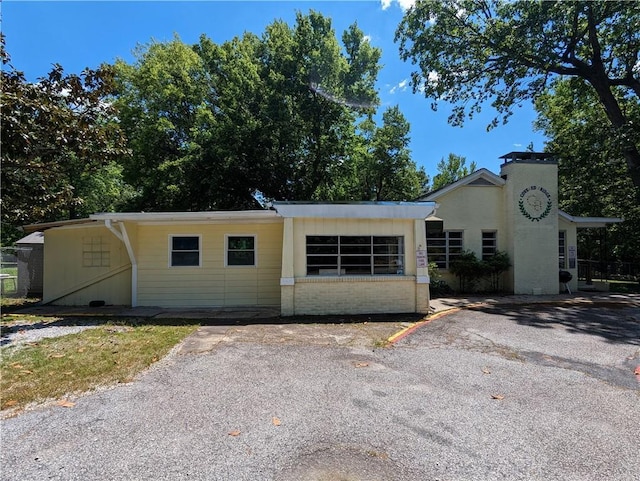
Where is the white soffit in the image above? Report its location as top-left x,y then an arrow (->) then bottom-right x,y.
559,211 -> 623,227
273,202 -> 437,219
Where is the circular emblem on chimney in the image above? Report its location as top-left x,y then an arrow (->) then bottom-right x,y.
518,186 -> 552,222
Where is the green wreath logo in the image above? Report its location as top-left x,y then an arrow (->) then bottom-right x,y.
518,186 -> 552,222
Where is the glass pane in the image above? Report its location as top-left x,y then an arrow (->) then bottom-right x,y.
341,244 -> 371,255
341,255 -> 371,266
426,221 -> 444,236
307,236 -> 338,245
228,251 -> 255,266
341,236 -> 370,245
307,255 -> 338,266
448,232 -> 463,239
228,236 -> 254,250
173,236 -> 199,251
172,251 -> 199,266
373,244 -> 400,254
307,245 -> 338,255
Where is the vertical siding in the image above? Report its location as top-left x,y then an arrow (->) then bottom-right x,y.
136,221 -> 283,307
44,225 -> 131,305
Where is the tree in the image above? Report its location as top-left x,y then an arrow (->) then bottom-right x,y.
535,78 -> 640,263
0,34 -> 129,245
396,1 -> 640,190
431,153 -> 477,191
114,12 -> 385,209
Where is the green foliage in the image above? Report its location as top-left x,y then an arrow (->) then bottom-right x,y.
449,250 -> 511,293
0,34 -> 130,245
534,78 -> 640,263
396,0 -> 640,189
431,153 -> 477,191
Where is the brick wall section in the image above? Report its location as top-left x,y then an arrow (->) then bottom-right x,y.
292,277 -> 418,315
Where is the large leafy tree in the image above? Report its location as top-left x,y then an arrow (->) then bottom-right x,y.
115,12 -> 393,210
535,78 -> 640,263
396,0 -> 640,191
431,153 -> 477,191
1,35 -> 129,245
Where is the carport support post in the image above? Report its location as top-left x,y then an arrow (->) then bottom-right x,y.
414,219 -> 430,313
280,217 -> 295,316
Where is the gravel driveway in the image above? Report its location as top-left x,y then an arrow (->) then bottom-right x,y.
1,305 -> 638,480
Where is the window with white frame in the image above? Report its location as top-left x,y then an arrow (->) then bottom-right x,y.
306,236 -> 404,276
170,236 -> 200,267
482,231 -> 497,260
426,221 -> 463,269
83,236 -> 110,267
226,236 -> 256,266
559,230 -> 566,269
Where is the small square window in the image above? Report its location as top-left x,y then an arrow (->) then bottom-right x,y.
170,236 -> 200,267
227,236 -> 256,266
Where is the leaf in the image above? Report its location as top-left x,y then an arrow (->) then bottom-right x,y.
11,363 -> 24,369
57,399 -> 75,408
228,430 -> 241,436
491,394 -> 505,400
355,362 -> 369,368
272,417 -> 281,426
50,353 -> 65,358
20,370 -> 33,375
634,366 -> 640,376
4,400 -> 18,407
482,367 -> 491,374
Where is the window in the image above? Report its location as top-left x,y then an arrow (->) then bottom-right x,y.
426,221 -> 463,269
482,231 -> 497,260
83,236 -> 110,267
170,236 -> 200,267
559,231 -> 566,269
306,236 -> 404,276
227,236 -> 256,266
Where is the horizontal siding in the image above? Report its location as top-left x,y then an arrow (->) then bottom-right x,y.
136,221 -> 283,307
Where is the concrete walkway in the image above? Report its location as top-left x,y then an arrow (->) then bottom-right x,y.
9,292 -> 639,320
429,291 -> 640,313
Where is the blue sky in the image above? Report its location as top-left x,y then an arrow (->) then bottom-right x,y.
3,0 -> 547,177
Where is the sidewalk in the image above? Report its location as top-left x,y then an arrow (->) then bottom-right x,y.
429,291 -> 640,313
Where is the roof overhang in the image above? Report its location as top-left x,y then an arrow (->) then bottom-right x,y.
272,201 -> 437,219
90,210 -> 280,223
22,218 -> 97,234
559,211 -> 623,228
418,168 -> 505,201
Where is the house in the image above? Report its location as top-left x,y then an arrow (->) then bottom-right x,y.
25,202 -> 437,315
23,151 -> 621,313
418,152 -> 622,294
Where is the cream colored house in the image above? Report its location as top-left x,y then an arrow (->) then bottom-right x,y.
418,152 -> 622,294
31,203 -> 436,315
26,152 -> 620,312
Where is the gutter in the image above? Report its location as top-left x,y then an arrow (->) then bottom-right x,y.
105,220 -> 138,307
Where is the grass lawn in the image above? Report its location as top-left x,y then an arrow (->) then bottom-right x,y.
1,317 -> 198,413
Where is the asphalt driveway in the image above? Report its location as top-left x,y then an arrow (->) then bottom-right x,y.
2,303 -> 639,480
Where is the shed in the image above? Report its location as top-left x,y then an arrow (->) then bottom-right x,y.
15,231 -> 44,297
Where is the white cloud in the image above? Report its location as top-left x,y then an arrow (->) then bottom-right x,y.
362,34 -> 372,44
389,78 -> 409,94
381,0 -> 415,12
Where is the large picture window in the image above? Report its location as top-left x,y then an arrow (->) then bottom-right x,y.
227,235 -> 256,266
306,236 -> 404,276
426,221 -> 463,269
170,236 -> 200,267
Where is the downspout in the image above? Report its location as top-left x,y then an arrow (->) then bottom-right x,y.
105,219 -> 138,307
